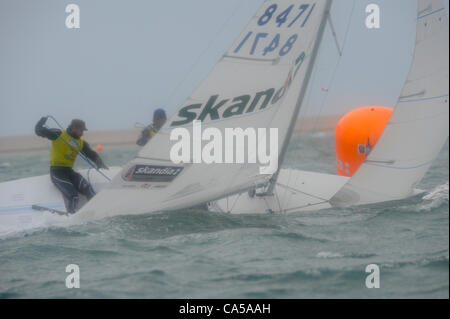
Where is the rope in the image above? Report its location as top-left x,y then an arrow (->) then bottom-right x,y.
309,0 -> 356,135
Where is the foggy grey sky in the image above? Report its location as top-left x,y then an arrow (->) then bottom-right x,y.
0,0 -> 449,137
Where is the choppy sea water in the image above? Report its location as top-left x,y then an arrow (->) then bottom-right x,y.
0,135 -> 448,298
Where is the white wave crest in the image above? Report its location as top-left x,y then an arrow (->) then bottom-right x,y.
423,182 -> 449,201
316,251 -> 343,259
417,182 -> 449,212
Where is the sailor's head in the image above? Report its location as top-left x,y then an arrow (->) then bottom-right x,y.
153,109 -> 167,130
68,119 -> 87,139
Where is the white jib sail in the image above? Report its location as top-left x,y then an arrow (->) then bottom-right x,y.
331,0 -> 449,206
76,0 -> 332,220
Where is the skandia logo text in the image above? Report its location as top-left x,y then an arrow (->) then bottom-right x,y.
170,52 -> 306,127
122,165 -> 184,182
135,166 -> 182,176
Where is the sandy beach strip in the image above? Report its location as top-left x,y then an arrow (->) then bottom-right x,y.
0,116 -> 339,154
0,129 -> 142,154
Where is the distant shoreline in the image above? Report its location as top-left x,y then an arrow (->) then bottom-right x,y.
0,128 -> 142,154
0,116 -> 339,154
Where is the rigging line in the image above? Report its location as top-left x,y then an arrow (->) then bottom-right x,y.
282,169 -> 294,211
386,110 -> 449,124
295,54 -> 320,140
310,0 -> 356,135
258,1 -> 327,142
258,1 -> 324,136
399,94 -> 449,103
290,172 -> 302,207
365,159 -> 434,170
327,14 -> 343,56
275,182 -> 329,202
291,21 -> 322,141
163,0 -> 245,108
262,195 -> 273,212
266,0 -> 333,195
268,2 -> 357,200
282,200 -> 330,213
418,7 -> 445,20
274,189 -> 283,213
229,192 -> 243,212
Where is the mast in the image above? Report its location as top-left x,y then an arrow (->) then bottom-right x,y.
266,0 -> 333,194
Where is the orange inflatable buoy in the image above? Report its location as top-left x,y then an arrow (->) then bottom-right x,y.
96,144 -> 103,152
335,106 -> 393,177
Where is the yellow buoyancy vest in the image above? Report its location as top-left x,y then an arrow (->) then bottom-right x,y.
50,130 -> 84,167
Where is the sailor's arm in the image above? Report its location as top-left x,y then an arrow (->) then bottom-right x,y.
82,142 -> 109,170
34,116 -> 61,140
136,126 -> 152,146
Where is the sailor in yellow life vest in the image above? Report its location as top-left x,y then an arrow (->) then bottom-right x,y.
136,108 -> 167,146
35,116 -> 108,214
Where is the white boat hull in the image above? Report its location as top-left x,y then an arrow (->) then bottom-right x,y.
207,169 -> 350,214
0,167 -> 121,235
0,165 -> 426,236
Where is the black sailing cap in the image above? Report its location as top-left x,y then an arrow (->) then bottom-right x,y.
70,119 -> 88,131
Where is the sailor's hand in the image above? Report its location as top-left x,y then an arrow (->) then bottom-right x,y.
98,162 -> 109,170
35,116 -> 49,137
39,116 -> 49,123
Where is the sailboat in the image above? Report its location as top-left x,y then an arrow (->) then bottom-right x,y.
210,0 -> 450,214
74,0 -> 448,220
0,0 -> 448,225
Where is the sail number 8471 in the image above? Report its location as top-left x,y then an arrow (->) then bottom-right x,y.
233,3 -> 316,57
257,3 -> 316,28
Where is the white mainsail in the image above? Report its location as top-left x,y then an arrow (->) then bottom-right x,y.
76,0 -> 332,220
331,0 -> 449,206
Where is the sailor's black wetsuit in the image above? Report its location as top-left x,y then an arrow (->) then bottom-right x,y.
35,117 -> 107,214
136,124 -> 157,146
